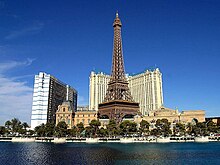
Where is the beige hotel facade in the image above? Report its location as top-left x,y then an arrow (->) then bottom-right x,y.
89,68 -> 163,116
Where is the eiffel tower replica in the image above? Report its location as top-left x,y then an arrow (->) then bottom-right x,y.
98,12 -> 140,124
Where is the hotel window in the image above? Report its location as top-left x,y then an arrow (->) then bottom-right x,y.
88,119 -> 90,123
77,119 -> 79,123
63,108 -> 65,112
82,119 -> 85,124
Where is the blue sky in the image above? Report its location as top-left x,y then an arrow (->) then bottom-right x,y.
0,0 -> 220,125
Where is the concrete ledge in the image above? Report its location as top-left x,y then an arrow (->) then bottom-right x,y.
12,137 -> 35,142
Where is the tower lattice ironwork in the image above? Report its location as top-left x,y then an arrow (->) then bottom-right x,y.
104,12 -> 133,102
98,12 -> 140,123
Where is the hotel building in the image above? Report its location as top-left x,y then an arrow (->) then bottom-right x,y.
56,101 -> 75,129
89,68 -> 163,116
56,105 -> 97,128
74,110 -> 97,127
31,72 -> 77,129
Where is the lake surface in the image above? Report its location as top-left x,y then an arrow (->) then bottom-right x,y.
0,142 -> 220,165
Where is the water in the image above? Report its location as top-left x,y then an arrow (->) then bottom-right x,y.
0,142 -> 220,165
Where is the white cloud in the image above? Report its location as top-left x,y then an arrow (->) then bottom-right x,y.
0,77 -> 32,95
0,59 -> 34,125
0,58 -> 34,73
5,21 -> 44,40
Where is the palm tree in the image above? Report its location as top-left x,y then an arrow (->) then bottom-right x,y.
0,126 -> 6,136
5,120 -> 11,130
4,118 -> 22,135
22,122 -> 29,130
35,123 -> 46,137
19,122 -> 29,135
11,118 -> 22,134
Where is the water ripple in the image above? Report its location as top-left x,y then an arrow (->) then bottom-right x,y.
0,142 -> 220,165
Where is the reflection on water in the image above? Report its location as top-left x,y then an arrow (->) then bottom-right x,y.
22,143 -> 54,164
0,142 -> 220,164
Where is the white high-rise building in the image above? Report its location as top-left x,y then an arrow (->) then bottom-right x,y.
31,72 -> 77,129
89,72 -> 110,111
89,68 -> 163,115
127,68 -> 163,115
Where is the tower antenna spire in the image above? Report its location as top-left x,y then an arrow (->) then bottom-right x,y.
98,12 -> 140,124
116,11 -> 119,18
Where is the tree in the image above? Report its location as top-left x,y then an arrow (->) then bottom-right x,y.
191,122 -> 207,136
186,123 -> 193,135
120,120 -> 137,136
34,122 -> 55,137
130,122 -> 137,134
150,128 -> 159,136
67,126 -> 77,137
89,120 -> 101,137
4,119 -> 31,136
139,120 -> 150,135
55,121 -> 68,137
185,121 -> 220,136
4,118 -> 23,136
198,122 -> 208,136
85,126 -> 93,137
76,122 -> 84,137
98,127 -> 108,137
107,120 -> 119,137
5,120 -> 12,135
22,122 -> 29,130
120,120 -> 130,135
12,118 -> 24,135
35,123 -> 46,137
154,119 -> 172,137
45,123 -> 55,137
5,120 -> 11,130
11,118 -> 22,134
18,122 -> 30,136
207,121 -> 218,134
0,126 -> 6,136
173,123 -> 185,136
28,130 -> 35,136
